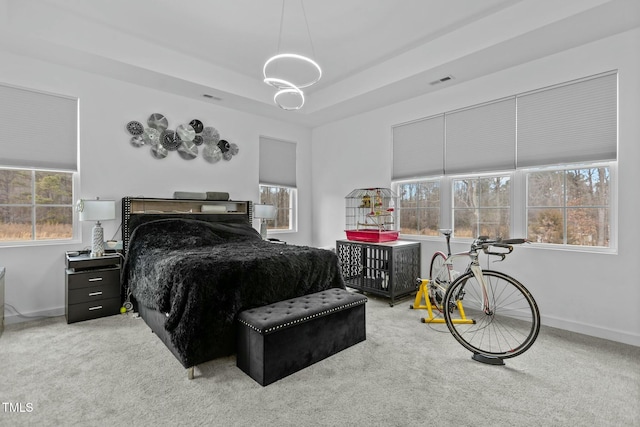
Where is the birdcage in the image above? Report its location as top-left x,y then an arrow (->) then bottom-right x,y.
344,188 -> 399,242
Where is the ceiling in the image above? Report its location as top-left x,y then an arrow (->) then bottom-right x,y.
1,0 -> 638,127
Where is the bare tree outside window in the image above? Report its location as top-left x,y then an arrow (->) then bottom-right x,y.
0,168 -> 73,242
527,167 -> 609,247
396,180 -> 440,236
453,175 -> 510,239
259,185 -> 293,231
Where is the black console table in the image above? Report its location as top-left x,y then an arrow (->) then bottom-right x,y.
336,239 -> 420,306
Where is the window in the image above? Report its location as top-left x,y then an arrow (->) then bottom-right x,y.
0,83 -> 78,245
259,185 -> 295,231
259,136 -> 297,232
391,71 -> 616,249
396,179 -> 440,236
0,168 -> 74,242
527,166 -> 610,247
453,174 -> 511,239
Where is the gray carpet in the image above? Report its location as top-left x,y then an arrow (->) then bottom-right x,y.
1,295 -> 638,427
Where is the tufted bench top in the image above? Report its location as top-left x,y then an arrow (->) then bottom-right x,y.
237,288 -> 367,335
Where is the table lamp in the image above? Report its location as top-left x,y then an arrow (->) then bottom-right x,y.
76,198 -> 116,257
254,204 -> 277,239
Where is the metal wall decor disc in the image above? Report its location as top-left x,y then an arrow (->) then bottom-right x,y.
126,121 -> 144,136
151,143 -> 168,159
217,139 -> 230,152
202,127 -> 220,144
176,124 -> 196,141
130,135 -> 144,147
189,119 -> 204,133
143,127 -> 161,144
178,140 -> 198,160
160,130 -> 181,151
203,144 -> 222,163
147,113 -> 168,131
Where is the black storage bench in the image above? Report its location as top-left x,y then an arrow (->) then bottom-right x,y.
236,288 -> 367,386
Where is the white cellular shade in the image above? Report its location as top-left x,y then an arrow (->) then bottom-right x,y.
0,83 -> 78,171
259,136 -> 296,187
445,97 -> 516,174
392,115 -> 444,180
517,72 -> 617,167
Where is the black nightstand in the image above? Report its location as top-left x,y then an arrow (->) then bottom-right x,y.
65,252 -> 122,324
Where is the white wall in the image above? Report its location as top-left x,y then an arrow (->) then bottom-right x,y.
2,28 -> 639,348
311,29 -> 640,346
0,51 -> 313,323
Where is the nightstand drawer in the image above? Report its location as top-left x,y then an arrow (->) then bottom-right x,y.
66,297 -> 121,323
67,268 -> 120,290
67,283 -> 121,305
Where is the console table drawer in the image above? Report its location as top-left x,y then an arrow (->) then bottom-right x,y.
66,268 -> 120,290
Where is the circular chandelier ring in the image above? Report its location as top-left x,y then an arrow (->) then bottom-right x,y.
263,53 -> 322,89
263,77 -> 299,91
273,87 -> 305,111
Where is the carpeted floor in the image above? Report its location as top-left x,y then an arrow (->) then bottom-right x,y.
1,294 -> 638,426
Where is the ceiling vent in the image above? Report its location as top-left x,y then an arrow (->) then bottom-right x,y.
430,75 -> 454,85
202,94 -> 223,101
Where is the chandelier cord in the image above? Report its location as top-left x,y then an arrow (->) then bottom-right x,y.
300,0 -> 316,59
276,0 -> 285,55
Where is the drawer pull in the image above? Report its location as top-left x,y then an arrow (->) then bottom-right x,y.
88,291 -> 103,297
88,277 -> 103,282
88,305 -> 103,311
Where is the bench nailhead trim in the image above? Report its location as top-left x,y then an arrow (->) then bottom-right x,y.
238,299 -> 366,334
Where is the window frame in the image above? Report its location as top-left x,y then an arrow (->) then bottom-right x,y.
521,162 -> 616,253
392,161 -> 616,252
258,184 -> 297,234
0,166 -> 78,247
450,171 -> 513,240
394,177 -> 443,237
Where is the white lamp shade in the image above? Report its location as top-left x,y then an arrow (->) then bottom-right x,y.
254,204 -> 277,219
78,199 -> 116,222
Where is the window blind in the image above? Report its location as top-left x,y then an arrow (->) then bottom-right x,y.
392,115 -> 444,180
445,97 -> 516,174
0,83 -> 78,171
259,136 -> 296,187
517,72 -> 617,167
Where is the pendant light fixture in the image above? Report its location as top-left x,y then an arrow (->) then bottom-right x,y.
263,0 -> 321,110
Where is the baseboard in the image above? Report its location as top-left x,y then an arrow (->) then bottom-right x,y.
4,306 -> 65,325
542,315 -> 640,347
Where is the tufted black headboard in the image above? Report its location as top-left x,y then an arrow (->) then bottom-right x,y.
121,197 -> 253,257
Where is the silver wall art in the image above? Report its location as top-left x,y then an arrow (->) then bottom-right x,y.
125,114 -> 239,163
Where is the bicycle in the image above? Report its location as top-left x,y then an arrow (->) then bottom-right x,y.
418,229 -> 540,364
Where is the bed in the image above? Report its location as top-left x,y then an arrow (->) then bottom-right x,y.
120,197 -> 346,376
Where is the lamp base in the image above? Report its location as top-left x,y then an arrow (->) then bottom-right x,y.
260,220 -> 268,240
90,222 -> 105,257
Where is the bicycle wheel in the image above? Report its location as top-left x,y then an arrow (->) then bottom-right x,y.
443,269 -> 540,359
429,251 -> 449,305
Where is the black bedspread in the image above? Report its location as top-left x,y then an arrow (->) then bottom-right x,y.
122,218 -> 345,367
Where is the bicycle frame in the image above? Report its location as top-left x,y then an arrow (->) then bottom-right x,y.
442,250 -> 490,312
416,236 -> 496,322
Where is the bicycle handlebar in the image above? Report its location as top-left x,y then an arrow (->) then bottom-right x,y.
472,237 -> 529,260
